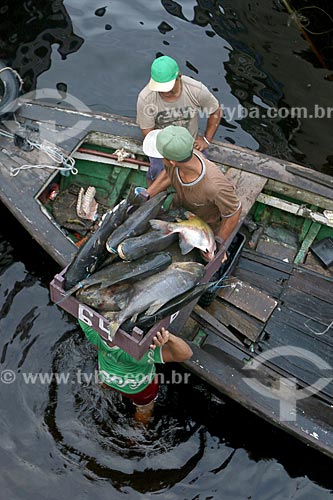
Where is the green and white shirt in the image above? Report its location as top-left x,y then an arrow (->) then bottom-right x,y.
79,320 -> 164,394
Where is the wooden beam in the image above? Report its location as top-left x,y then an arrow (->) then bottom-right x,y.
257,193 -> 333,228
265,179 -> 333,211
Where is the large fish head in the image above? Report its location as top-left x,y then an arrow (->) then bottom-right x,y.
187,217 -> 216,257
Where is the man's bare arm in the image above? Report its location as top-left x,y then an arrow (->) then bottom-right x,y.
146,169 -> 171,197
194,106 -> 222,151
217,205 -> 242,242
150,328 -> 193,362
141,127 -> 154,138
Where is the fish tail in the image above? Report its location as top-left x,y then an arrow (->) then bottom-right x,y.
55,282 -> 83,305
149,219 -> 170,233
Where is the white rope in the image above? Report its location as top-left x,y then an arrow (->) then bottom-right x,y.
0,127 -> 78,176
10,162 -> 78,177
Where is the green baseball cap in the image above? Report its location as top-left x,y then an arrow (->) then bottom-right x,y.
143,126 -> 194,162
149,56 -> 180,92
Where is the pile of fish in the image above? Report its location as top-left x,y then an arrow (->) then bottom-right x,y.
62,189 -> 216,339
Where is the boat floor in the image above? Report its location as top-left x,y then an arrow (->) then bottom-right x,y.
180,248 -> 333,457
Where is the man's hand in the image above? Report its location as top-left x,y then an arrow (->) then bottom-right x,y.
194,135 -> 209,152
134,187 -> 150,203
150,327 -> 170,350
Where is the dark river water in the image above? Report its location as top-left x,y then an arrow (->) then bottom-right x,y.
1,1 -> 333,498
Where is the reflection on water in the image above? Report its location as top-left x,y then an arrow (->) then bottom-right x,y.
1,0 -> 331,171
0,0 -> 83,89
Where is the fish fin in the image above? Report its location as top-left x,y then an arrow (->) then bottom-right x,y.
184,211 -> 196,219
178,235 -> 195,255
149,219 -> 170,234
145,301 -> 164,316
105,313 -> 121,341
130,313 -> 138,323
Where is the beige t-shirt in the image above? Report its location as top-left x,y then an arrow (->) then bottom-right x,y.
165,151 -> 241,232
136,75 -> 220,138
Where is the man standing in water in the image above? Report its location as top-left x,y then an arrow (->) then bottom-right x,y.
137,55 -> 222,184
79,321 -> 192,424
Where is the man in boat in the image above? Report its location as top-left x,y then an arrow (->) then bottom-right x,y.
137,55 -> 222,185
78,321 -> 192,424
143,125 -> 241,260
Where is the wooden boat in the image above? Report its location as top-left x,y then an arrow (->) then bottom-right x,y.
0,99 -> 333,459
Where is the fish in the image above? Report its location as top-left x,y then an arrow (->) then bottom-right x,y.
121,281 -> 214,332
104,261 -> 206,340
63,198 -> 130,290
106,191 -> 167,254
117,230 -> 177,261
76,283 -> 130,312
149,211 -> 216,261
58,252 -> 172,301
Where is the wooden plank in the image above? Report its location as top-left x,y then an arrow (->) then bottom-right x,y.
208,141 -> 333,201
17,102 -> 143,154
233,266 -> 285,298
225,168 -> 267,221
265,306 -> 333,347
256,237 -> 298,262
261,307 -> 333,400
294,222 -> 321,265
191,304 -> 244,346
266,179 -> 333,211
257,193 -> 333,228
218,279 -> 278,322
206,299 -> 264,342
280,286 -> 333,324
286,164 -> 333,188
303,252 -> 333,279
232,250 -> 291,298
288,268 -> 333,304
241,248 -> 293,274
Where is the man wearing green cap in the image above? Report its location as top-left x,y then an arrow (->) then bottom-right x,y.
137,55 -> 222,184
143,125 -> 241,261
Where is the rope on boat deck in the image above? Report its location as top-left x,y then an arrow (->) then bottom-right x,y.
208,275 -> 241,293
0,127 -> 77,176
304,318 -> 333,336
